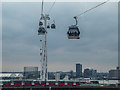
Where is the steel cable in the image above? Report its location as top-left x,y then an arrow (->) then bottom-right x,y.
76,0 -> 110,17
47,0 -> 56,14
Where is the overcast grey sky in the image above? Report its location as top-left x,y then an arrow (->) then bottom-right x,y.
2,2 -> 118,72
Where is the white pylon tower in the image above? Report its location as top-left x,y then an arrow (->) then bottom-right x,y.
38,0 -> 56,81
39,14 -> 50,81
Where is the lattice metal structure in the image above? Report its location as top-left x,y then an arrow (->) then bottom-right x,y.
38,14 -> 50,81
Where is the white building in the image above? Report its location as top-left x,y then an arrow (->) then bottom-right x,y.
55,72 -> 60,81
0,73 -> 23,80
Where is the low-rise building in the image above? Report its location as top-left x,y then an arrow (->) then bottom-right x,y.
84,68 -> 97,79
24,66 -> 40,79
109,67 -> 120,80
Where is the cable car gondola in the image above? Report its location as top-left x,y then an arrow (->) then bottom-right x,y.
39,21 -> 43,26
47,25 -> 50,29
38,26 -> 46,35
67,25 -> 80,39
51,20 -> 56,29
51,24 -> 56,29
47,23 -> 50,29
67,16 -> 80,39
40,53 -> 42,55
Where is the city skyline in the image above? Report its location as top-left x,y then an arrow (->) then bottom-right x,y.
2,2 -> 118,72
1,63 -> 118,73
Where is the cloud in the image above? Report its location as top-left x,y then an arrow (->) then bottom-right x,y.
2,2 -> 118,72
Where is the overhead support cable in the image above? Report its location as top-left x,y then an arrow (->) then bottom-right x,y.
47,0 -> 56,14
75,0 -> 110,17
